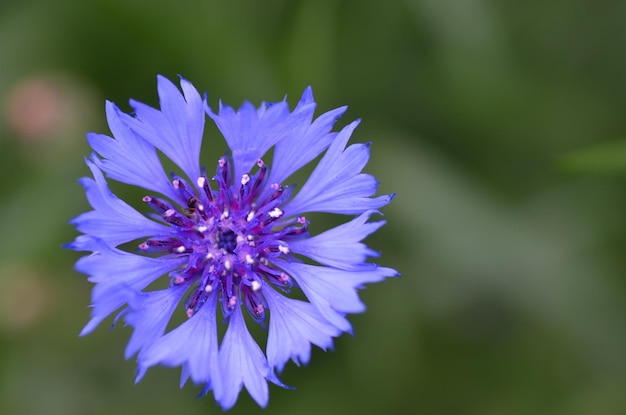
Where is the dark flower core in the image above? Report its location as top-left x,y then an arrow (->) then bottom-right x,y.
138,156 -> 307,323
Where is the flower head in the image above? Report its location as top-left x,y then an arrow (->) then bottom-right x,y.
67,75 -> 398,409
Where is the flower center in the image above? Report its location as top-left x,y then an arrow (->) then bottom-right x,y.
138,156 -> 308,323
217,230 -> 237,254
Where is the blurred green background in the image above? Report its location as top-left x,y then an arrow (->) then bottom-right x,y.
2,0 -> 626,414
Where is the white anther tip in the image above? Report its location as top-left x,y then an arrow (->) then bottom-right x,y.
165,209 -> 176,217
269,208 -> 283,218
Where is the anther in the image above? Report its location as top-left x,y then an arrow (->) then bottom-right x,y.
269,208 -> 283,218
269,185 -> 284,201
227,296 -> 237,308
143,196 -> 172,213
163,209 -> 193,228
139,239 -> 179,251
251,280 -> 261,291
217,157 -> 230,184
241,174 -> 250,186
250,160 -> 268,193
247,234 -> 256,247
197,176 -> 213,202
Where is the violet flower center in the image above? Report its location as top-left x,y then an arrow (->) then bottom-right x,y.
138,156 -> 307,323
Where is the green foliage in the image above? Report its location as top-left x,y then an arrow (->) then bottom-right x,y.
561,140 -> 626,173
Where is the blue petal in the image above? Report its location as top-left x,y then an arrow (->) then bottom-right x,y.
265,89 -> 347,191
274,261 -> 398,332
124,285 -> 187,361
264,286 -> 340,373
218,306 -> 283,410
137,294 -> 222,398
206,90 -> 315,181
75,238 -> 186,286
285,121 -> 394,215
87,101 -> 178,201
289,210 -> 385,270
180,363 -> 192,388
69,156 -> 171,247
65,234 -> 100,252
125,76 -> 204,183
79,284 -> 132,336
73,237 -> 186,336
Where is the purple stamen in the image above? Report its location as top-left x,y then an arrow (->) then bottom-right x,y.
140,155 -> 305,322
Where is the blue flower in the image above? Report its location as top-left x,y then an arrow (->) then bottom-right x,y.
67,75 -> 398,410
